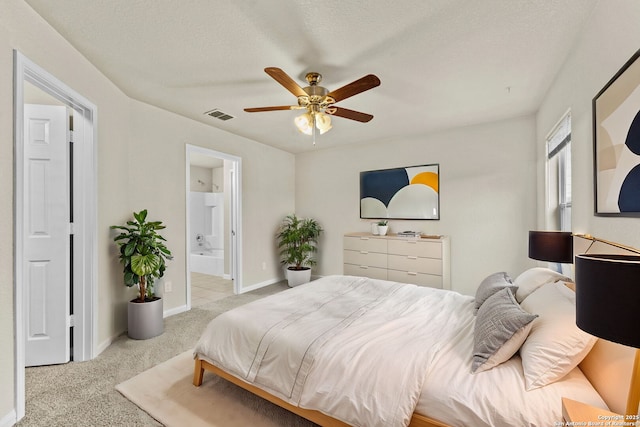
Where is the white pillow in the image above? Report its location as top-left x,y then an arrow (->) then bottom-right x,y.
520,281 -> 597,390
472,287 -> 537,373
514,267 -> 573,303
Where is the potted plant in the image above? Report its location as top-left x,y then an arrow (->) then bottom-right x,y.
276,214 -> 323,287
377,220 -> 389,236
111,209 -> 172,340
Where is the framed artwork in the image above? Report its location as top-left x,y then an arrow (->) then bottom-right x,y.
593,49 -> 640,216
360,164 -> 439,220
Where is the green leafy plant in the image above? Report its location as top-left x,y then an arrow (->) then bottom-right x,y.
377,220 -> 388,226
277,214 -> 323,271
110,209 -> 172,302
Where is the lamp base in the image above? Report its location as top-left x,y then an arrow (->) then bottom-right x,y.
627,348 -> 640,416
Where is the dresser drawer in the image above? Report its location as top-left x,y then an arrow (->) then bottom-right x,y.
388,239 -> 442,259
344,250 -> 387,268
344,233 -> 450,289
388,254 -> 442,275
387,270 -> 442,288
344,236 -> 387,253
344,263 -> 388,280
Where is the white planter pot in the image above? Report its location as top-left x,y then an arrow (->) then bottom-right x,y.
128,297 -> 164,340
378,225 -> 389,236
287,268 -> 311,287
371,223 -> 379,235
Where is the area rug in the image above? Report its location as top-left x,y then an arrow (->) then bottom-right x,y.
116,350 -> 317,427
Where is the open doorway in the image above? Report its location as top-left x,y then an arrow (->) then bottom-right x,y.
185,144 -> 242,309
14,51 -> 97,421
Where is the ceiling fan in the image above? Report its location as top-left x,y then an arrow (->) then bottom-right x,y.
244,67 -> 381,143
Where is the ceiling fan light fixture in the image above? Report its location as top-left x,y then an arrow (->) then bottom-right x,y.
246,67 -> 380,144
315,112 -> 332,134
295,111 -> 333,136
294,112 -> 313,135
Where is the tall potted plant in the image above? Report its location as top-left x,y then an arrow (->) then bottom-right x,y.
111,209 -> 172,339
277,214 -> 323,287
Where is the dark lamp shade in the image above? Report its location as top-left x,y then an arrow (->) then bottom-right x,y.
575,254 -> 640,349
528,231 -> 573,263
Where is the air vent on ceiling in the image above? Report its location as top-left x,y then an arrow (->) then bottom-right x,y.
204,108 -> 234,121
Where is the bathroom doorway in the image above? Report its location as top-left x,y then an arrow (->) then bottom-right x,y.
185,145 -> 242,309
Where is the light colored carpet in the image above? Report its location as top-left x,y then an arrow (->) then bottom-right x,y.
17,281 -> 314,427
116,350 -> 317,427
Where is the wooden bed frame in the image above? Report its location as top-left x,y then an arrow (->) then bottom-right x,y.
193,329 -> 633,427
193,340 -> 631,427
193,237 -> 637,425
193,356 -> 450,427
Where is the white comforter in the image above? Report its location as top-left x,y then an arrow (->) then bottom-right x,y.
194,275 -> 475,427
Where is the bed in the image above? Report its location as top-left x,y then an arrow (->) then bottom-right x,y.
192,272 -> 619,427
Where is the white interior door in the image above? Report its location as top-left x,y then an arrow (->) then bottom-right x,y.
230,167 -> 239,283
23,104 -> 70,367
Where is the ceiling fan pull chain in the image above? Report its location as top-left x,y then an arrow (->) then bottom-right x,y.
312,113 -> 317,145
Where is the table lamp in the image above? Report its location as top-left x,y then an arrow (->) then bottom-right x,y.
575,254 -> 640,416
528,230 -> 574,263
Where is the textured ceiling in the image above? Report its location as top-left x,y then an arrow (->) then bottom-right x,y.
25,0 -> 597,154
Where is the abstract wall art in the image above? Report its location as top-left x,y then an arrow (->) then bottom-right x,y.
593,49 -> 640,216
360,164 -> 439,220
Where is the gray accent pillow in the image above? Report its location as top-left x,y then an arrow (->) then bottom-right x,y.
474,271 -> 517,313
472,287 -> 538,373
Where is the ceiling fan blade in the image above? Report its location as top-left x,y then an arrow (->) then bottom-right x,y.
244,105 -> 299,112
327,74 -> 381,103
264,67 -> 307,98
327,106 -> 374,123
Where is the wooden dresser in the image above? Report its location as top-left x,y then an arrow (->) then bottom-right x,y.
343,232 -> 450,289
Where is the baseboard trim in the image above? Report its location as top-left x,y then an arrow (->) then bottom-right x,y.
96,333 -> 120,356
0,409 -> 17,427
238,277 -> 283,294
96,302 -> 184,353
239,275 -> 325,294
163,304 -> 188,318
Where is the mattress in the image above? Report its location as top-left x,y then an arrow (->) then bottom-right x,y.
415,306 -> 608,427
194,275 -> 607,427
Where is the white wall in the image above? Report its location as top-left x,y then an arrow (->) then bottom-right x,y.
4,0 -> 639,422
535,3 -> 640,414
536,1 -> 640,249
1,0 -> 129,418
295,115 -> 538,296
190,165 -> 213,192
0,1 -> 295,423
212,166 -> 224,192
118,83 -> 296,330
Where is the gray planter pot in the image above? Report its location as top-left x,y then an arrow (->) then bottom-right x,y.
287,268 -> 311,287
128,297 -> 163,340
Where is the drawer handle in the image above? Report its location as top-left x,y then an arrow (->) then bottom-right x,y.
408,272 -> 418,276
406,241 -> 417,244
360,265 -> 369,269
360,237 -> 370,240
407,256 -> 418,260
360,251 -> 369,254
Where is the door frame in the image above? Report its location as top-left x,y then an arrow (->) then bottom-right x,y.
185,144 -> 243,307
13,51 -> 98,420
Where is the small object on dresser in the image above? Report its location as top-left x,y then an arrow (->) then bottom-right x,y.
371,222 -> 379,235
377,220 -> 389,236
397,230 -> 421,238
